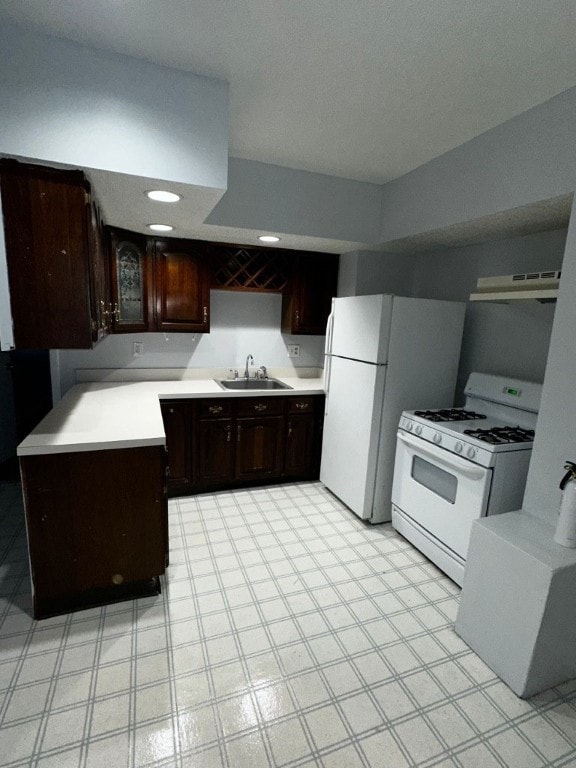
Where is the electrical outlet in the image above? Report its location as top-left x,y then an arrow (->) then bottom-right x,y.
133,341 -> 144,357
287,344 -> 300,358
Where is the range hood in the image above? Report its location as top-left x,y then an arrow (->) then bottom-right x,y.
469,270 -> 560,303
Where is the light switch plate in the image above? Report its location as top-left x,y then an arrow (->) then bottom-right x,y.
133,342 -> 144,357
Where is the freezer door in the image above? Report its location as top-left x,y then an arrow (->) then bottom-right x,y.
320,356 -> 386,519
330,295 -> 393,364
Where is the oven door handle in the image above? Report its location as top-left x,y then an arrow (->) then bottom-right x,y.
397,431 -> 487,480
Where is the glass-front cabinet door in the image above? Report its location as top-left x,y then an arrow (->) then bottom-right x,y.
108,228 -> 151,332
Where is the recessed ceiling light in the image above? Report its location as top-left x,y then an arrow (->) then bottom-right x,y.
146,190 -> 181,203
148,223 -> 174,232
258,235 -> 281,243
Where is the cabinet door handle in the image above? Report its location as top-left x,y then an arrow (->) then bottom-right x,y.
237,424 -> 242,442
288,421 -> 292,437
114,302 -> 120,321
169,408 -> 175,414
254,403 -> 267,412
203,306 -> 208,324
225,425 -> 231,442
295,402 -> 309,410
209,405 -> 223,414
295,309 -> 300,325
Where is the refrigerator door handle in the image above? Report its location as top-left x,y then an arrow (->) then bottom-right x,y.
324,353 -> 332,406
323,299 -> 335,413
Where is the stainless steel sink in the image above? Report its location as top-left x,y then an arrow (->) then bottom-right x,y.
215,378 -> 293,391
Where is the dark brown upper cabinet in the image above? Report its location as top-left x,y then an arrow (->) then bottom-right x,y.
0,159 -> 110,349
108,230 -> 210,333
282,252 -> 339,335
154,239 -> 210,332
108,228 -> 152,332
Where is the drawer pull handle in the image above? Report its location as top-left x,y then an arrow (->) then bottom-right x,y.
295,402 -> 309,409
203,306 -> 208,324
254,403 -> 267,412
225,425 -> 231,442
209,405 -> 223,414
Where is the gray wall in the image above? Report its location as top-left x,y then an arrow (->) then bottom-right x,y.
337,250 -> 417,297
410,228 -> 567,401
524,199 -> 576,522
208,158 -> 383,244
379,87 -> 576,243
0,24 -> 228,190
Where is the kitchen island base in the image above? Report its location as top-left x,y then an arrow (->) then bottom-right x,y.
20,445 -> 168,620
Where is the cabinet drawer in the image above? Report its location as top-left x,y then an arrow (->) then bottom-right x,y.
236,397 -> 285,417
287,396 -> 319,414
197,399 -> 233,419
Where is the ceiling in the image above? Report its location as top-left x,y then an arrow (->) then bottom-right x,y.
1,1 -> 575,250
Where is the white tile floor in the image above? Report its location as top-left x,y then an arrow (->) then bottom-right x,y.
1,479 -> 576,767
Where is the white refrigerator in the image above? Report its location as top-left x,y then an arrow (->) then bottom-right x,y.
320,294 -> 465,523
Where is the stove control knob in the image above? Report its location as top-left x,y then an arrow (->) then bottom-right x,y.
455,441 -> 463,453
467,447 -> 476,459
414,425 -> 422,435
433,432 -> 442,444
405,421 -> 413,431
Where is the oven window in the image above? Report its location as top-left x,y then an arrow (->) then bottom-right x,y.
411,456 -> 457,504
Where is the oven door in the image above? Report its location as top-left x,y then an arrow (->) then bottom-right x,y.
391,430 -> 492,560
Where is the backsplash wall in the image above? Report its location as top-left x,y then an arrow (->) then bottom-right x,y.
53,291 -> 325,398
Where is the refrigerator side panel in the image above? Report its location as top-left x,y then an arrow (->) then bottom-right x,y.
320,356 -> 386,520
371,297 -> 466,523
330,295 -> 393,364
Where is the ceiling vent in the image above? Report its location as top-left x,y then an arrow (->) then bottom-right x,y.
469,270 -> 561,303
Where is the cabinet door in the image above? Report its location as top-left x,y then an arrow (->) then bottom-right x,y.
154,239 -> 210,332
235,416 -> 285,482
285,414 -> 316,478
282,252 -> 339,335
160,400 -> 193,494
0,160 -> 94,349
88,199 -> 110,343
197,418 -> 235,486
108,228 -> 153,332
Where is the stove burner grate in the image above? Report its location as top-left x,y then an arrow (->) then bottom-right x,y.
463,426 -> 536,444
414,408 -> 487,423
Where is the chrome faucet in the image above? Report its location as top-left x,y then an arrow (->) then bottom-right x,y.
244,354 -> 254,379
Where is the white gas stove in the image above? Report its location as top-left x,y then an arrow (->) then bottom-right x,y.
391,373 -> 542,585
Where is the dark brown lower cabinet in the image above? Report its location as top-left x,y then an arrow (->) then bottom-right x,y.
161,394 -> 325,496
236,416 -> 285,482
160,400 -> 194,494
285,396 -> 324,478
197,418 -> 235,488
20,446 -> 167,619
285,414 -> 316,477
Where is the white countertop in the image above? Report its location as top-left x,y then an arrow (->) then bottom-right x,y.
17,376 -> 325,457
